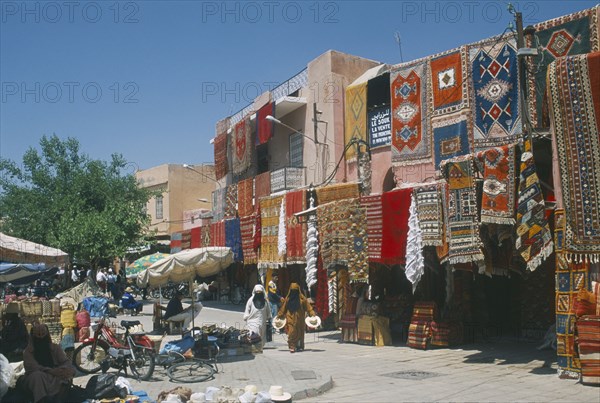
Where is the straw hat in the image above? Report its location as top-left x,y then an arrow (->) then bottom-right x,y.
272,317 -> 286,330
268,386 -> 291,402
305,315 -> 322,329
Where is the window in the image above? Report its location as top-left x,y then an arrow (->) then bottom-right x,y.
289,132 -> 303,168
155,195 -> 163,220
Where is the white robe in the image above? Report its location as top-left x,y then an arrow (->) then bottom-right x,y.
243,297 -> 272,347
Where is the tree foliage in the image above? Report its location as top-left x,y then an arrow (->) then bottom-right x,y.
0,135 -> 153,267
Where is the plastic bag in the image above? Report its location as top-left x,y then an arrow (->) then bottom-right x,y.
85,373 -> 127,400
0,354 -> 14,400
159,335 -> 196,355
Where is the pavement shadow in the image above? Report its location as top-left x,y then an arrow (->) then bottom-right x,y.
459,340 -> 557,372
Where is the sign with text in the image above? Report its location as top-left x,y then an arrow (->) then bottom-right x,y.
369,106 -> 391,148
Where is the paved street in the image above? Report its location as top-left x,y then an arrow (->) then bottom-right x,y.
73,299 -> 599,402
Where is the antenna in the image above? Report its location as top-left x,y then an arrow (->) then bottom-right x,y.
394,31 -> 404,63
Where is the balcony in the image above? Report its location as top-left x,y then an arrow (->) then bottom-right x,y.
271,167 -> 305,193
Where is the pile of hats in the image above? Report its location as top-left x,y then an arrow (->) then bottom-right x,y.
158,385 -> 292,403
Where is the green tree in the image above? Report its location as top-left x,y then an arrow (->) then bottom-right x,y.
0,135 -> 153,268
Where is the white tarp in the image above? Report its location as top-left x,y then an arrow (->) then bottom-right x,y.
136,247 -> 233,288
0,232 -> 69,265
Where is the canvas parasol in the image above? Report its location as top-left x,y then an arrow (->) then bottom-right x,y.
136,247 -> 233,329
136,247 -> 233,288
126,252 -> 170,279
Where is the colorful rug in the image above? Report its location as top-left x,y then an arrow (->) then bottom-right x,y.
526,6 -> 598,128
476,144 -> 517,225
315,254 -> 330,321
548,51 -> 600,262
230,116 -> 253,175
210,221 -> 226,247
225,218 -> 243,262
360,194 -> 383,262
190,227 -> 201,248
345,82 -> 367,160
432,111 -> 471,169
414,183 -> 444,246
181,230 -> 191,250
430,48 -> 469,116
555,208 -> 590,379
237,178 -> 254,218
436,181 -> 450,264
316,182 -> 360,205
440,156 -> 485,266
256,102 -> 274,146
317,198 -> 369,282
381,188 -> 412,265
224,183 -> 238,218
201,223 -> 211,248
407,320 -> 431,350
214,131 -> 228,181
515,139 -> 553,271
240,215 -> 257,264
390,60 -> 432,166
285,189 -> 306,264
469,36 -> 521,150
258,195 -> 285,268
212,187 -> 227,222
577,316 -> 600,385
254,171 -> 271,201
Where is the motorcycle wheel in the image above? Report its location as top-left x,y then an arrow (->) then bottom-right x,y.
72,341 -> 110,374
129,347 -> 155,381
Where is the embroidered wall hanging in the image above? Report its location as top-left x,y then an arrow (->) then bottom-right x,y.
345,82 -> 368,160
526,6 -> 598,128
231,116 -> 253,175
475,144 -> 517,225
469,36 -> 521,150
548,51 -> 600,262
390,60 -> 432,166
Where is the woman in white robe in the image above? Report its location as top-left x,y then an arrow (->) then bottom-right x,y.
243,284 -> 271,347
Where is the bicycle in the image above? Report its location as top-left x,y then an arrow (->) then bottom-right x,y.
157,329 -> 221,383
72,317 -> 156,381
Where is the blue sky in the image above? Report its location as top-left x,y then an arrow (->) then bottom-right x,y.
1,0 -> 597,171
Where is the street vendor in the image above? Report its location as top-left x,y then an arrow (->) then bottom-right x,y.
164,290 -> 203,330
121,287 -> 143,314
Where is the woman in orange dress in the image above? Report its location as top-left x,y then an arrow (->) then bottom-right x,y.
277,283 -> 315,353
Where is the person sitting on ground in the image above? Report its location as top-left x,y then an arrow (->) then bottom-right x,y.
0,304 -> 29,361
121,287 -> 143,314
163,290 -> 203,330
21,322 -> 75,403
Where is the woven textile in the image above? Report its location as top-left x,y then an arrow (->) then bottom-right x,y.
476,144 -> 517,225
254,172 -> 271,200
190,227 -> 201,248
317,198 -> 369,282
405,193 -> 425,293
237,178 -> 254,218
430,321 -> 450,347
357,316 -> 374,345
240,215 -> 257,264
577,315 -> 600,385
225,218 -> 243,262
201,223 -> 211,248
515,139 -> 553,271
381,188 -> 412,265
315,256 -> 329,320
526,6 -> 599,128
212,187 -> 227,222
433,111 -> 471,169
469,36 -> 521,150
441,156 -> 485,266
224,183 -> 238,218
210,221 -> 226,247
430,48 -> 469,115
214,131 -> 228,181
285,189 -> 306,264
316,182 -> 360,205
555,208 -> 590,378
170,232 -> 182,253
181,230 -> 191,250
414,183 -> 444,246
390,60 -> 432,166
360,194 -> 383,261
258,195 -> 285,268
256,102 -> 274,145
412,301 -> 437,321
548,51 -> 600,262
345,82 -> 368,160
277,198 -> 286,257
407,321 -> 430,350
231,117 -> 253,175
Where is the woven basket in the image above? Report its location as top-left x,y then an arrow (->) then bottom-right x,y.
22,300 -> 43,317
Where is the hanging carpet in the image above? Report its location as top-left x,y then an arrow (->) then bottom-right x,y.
258,195 -> 285,268
214,131 -> 228,181
240,215 -> 257,265
255,172 -> 271,201
381,188 -> 412,265
231,116 -> 253,175
224,183 -> 238,219
345,82 -> 368,160
225,218 -> 243,262
414,183 -> 444,247
285,189 -> 307,264
237,178 -> 254,218
360,194 -> 383,262
256,102 -> 274,146
315,182 -> 360,205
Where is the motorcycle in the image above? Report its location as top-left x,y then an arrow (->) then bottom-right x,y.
72,317 -> 156,381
